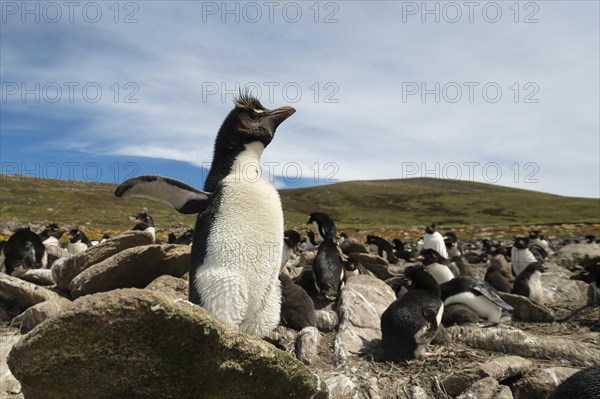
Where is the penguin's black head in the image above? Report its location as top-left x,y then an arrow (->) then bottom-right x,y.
132,210 -> 154,229
424,224 -> 437,235
216,91 -> 296,151
513,236 -> 529,249
584,235 -> 596,244
307,212 -> 337,242
420,248 -> 444,265
365,235 -> 378,244
284,230 -> 301,251
68,228 -> 83,243
444,232 -> 458,248
529,231 -> 541,239
403,265 -> 441,297
525,262 -> 547,274
102,232 -> 111,240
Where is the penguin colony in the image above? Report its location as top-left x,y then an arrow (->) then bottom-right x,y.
1,94 -> 598,397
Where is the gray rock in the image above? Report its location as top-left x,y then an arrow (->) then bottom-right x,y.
323,372 -> 357,399
69,244 -> 191,298
1,326 -> 23,399
0,273 -> 60,312
541,262 -> 588,306
299,250 -> 316,270
498,292 -> 555,322
348,252 -> 393,280
443,356 -> 533,396
513,367 -> 579,399
0,302 -> 11,322
295,326 -> 320,365
52,231 -> 154,289
340,238 -> 369,255
554,243 -> 600,270
407,385 -> 433,399
315,309 -> 339,332
12,298 -> 72,333
334,275 -> 396,366
7,288 -> 328,399
145,274 -> 189,300
11,269 -> 54,286
456,376 -> 513,399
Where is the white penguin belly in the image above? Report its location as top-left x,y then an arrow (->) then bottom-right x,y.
528,271 -> 544,303
425,263 -> 455,284
195,176 -> 283,337
512,248 -> 536,276
444,292 -> 502,323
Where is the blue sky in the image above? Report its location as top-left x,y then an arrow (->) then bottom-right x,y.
1,1 -> 599,198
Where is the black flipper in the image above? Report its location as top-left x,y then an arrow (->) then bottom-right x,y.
115,175 -> 211,215
471,282 -> 514,311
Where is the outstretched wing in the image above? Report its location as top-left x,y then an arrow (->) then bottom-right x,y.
115,175 -> 211,215
471,280 -> 514,311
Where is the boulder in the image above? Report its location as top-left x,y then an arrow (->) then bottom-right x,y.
13,298 -> 72,333
348,253 -> 393,280
456,376 -> 513,399
146,275 -> 189,300
323,372 -> 357,399
541,262 -> 588,306
69,244 -> 190,298
339,238 -> 369,255
0,273 -> 60,312
498,292 -> 555,322
554,243 -> 600,270
52,231 -> 154,289
334,275 -> 396,366
315,309 -> 339,332
7,288 -> 328,399
295,326 -> 320,365
12,269 -> 54,286
513,367 -> 579,399
443,356 -> 533,396
1,327 -> 23,399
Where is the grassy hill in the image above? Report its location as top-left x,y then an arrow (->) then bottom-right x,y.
0,174 -> 598,240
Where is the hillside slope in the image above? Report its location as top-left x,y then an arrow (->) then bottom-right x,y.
0,175 -> 598,236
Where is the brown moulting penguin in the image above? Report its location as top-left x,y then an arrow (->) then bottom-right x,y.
0,227 -> 47,276
115,91 -> 296,337
380,266 -> 444,361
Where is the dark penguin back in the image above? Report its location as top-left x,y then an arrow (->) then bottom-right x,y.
313,240 -> 344,300
550,365 -> 600,399
3,228 -> 46,275
485,264 -> 512,293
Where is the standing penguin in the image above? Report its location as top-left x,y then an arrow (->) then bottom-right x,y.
511,236 -> 542,277
303,230 -> 318,251
423,224 -> 449,259
131,210 -> 157,242
307,212 -> 345,300
307,212 -> 337,242
67,228 -> 93,256
279,273 -> 316,331
366,235 -> 398,263
380,266 -> 444,361
511,262 -> 546,303
441,276 -> 513,324
1,227 -> 47,276
420,248 -> 458,284
115,92 -> 296,337
570,256 -> 600,305
529,230 -> 554,256
281,229 -> 301,269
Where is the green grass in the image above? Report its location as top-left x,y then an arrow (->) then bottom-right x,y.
1,174 -> 598,240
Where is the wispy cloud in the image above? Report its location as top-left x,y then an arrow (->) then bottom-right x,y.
1,1 -> 598,198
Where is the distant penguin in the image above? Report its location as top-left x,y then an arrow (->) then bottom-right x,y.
529,230 -> 554,255
570,255 -> 600,305
38,223 -> 68,265
313,239 -> 345,301
441,276 -> 513,324
380,266 -> 444,361
279,273 -> 316,331
1,227 -> 47,276
584,234 -> 597,244
366,235 -> 398,263
115,92 -> 296,337
281,229 -> 301,269
423,224 -> 448,259
442,303 -> 480,327
550,365 -> 600,399
485,262 -> 512,293
307,212 -> 337,242
444,232 -> 462,258
337,232 -> 348,246
343,256 -> 360,281
99,232 -> 111,244
392,238 -> 414,262
420,248 -> 457,284
131,210 -> 156,242
304,230 -> 318,251
512,262 -> 546,303
67,228 -> 92,256
511,236 -> 540,277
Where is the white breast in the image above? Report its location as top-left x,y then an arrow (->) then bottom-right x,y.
444,292 -> 502,323
425,263 -> 455,284
67,241 -> 88,256
511,247 -> 537,276
528,271 -> 544,303
194,142 -> 283,337
424,232 -> 449,259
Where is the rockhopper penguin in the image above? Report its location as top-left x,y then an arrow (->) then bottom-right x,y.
115,92 -> 296,337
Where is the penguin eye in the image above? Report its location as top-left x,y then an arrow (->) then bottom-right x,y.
253,108 -> 265,114
583,271 -> 590,275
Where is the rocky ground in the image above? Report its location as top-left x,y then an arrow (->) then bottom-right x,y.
0,229 -> 598,399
